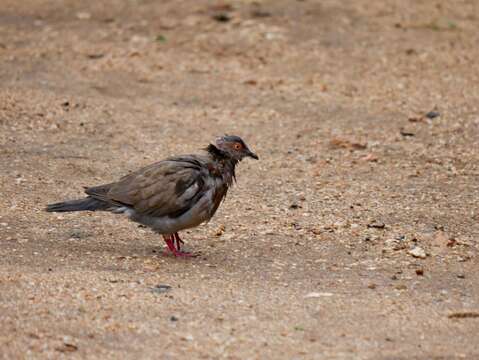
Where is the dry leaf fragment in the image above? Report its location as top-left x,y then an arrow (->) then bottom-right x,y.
330,137 -> 367,150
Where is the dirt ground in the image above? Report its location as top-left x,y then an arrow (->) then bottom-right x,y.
1,0 -> 478,358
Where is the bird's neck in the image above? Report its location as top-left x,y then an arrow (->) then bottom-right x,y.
206,144 -> 238,186
222,158 -> 237,187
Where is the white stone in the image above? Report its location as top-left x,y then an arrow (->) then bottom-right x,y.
408,246 -> 427,259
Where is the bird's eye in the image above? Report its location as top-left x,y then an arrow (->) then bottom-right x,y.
233,143 -> 242,150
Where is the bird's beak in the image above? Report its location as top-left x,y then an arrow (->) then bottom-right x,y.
246,149 -> 259,160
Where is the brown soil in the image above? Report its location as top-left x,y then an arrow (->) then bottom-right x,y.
1,0 -> 478,359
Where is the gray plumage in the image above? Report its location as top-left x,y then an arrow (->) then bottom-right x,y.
46,135 -> 258,256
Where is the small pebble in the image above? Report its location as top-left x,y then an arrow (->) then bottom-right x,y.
304,292 -> 333,298
400,128 -> 415,137
212,13 -> 231,22
425,111 -> 440,119
408,246 -> 427,259
76,12 -> 91,20
151,285 -> 172,294
367,221 -> 385,229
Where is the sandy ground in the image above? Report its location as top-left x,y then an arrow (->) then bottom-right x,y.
1,0 -> 479,359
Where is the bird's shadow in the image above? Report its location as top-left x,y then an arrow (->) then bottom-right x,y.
46,235 -> 213,272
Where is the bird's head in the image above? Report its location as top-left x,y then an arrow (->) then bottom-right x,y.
214,135 -> 259,161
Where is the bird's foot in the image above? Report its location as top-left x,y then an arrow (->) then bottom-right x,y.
162,234 -> 198,258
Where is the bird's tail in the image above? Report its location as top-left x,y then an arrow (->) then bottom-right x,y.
45,197 -> 109,212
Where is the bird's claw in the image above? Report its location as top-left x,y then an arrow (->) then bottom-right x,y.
162,233 -> 199,258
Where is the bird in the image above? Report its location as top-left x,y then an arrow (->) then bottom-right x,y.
46,135 -> 258,257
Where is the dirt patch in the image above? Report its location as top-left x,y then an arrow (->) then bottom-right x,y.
1,0 -> 478,358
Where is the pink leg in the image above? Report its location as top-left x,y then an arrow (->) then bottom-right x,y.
162,234 -> 177,254
174,232 -> 184,251
162,234 -> 196,257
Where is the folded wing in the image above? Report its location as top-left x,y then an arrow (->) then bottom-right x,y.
85,157 -> 208,218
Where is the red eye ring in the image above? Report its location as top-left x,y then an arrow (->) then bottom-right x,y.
234,143 -> 242,150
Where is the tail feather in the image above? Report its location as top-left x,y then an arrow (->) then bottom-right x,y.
45,197 -> 109,212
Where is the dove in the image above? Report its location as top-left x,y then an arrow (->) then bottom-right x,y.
46,135 -> 258,257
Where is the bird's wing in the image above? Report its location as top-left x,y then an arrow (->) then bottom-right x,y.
87,156 -> 210,218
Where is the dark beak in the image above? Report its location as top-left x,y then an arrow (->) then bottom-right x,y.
246,149 -> 259,160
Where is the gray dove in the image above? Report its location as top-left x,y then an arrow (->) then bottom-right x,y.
46,135 -> 258,257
